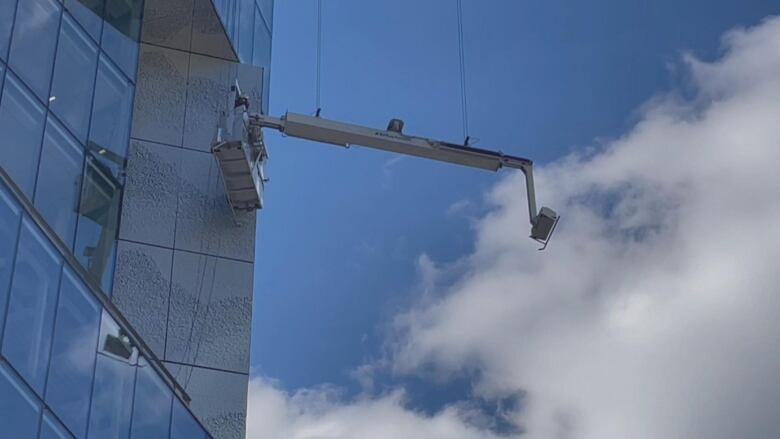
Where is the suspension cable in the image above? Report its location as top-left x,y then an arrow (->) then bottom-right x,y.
456,0 -> 470,143
315,0 -> 323,115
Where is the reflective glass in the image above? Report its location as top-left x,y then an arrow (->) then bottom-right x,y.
0,74 -> 47,197
74,154 -> 121,295
130,356 -> 173,439
237,0 -> 254,63
41,411 -> 74,439
0,185 -> 21,333
224,0 -> 237,43
8,0 -> 61,101
101,0 -> 142,79
0,362 -> 42,439
89,55 -> 132,159
258,0 -> 273,30
2,219 -> 63,395
34,117 -> 84,247
50,14 -> 99,142
45,269 -> 101,439
64,0 -> 104,41
0,0 -> 17,61
252,8 -> 272,113
87,312 -> 136,439
170,398 -> 206,439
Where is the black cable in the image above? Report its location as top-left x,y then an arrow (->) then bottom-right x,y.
456,0 -> 470,143
315,0 -> 323,115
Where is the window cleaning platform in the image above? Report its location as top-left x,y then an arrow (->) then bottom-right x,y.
212,139 -> 266,211
212,83 -> 268,212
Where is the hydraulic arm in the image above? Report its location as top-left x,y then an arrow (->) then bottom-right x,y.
212,85 -> 559,248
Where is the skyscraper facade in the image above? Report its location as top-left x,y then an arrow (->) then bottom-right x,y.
0,0 -> 272,437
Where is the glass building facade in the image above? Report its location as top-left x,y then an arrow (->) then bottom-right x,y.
213,0 -> 273,111
0,170 -> 210,438
0,0 -> 137,295
0,0 -> 272,437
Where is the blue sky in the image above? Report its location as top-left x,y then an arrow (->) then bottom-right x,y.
251,0 -> 778,415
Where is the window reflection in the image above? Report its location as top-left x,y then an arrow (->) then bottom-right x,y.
238,0 -> 255,63
252,9 -> 272,113
0,74 -> 46,197
8,0 -> 61,101
0,186 -> 21,330
46,269 -> 102,439
35,117 -> 85,248
90,55 -> 133,160
74,153 -> 122,294
40,411 -> 74,439
102,0 -> 143,78
1,219 -> 63,395
0,363 -> 42,439
131,356 -> 173,439
0,0 -> 15,61
88,311 -> 137,439
50,14 -> 100,143
171,398 -> 206,439
65,0 -> 105,40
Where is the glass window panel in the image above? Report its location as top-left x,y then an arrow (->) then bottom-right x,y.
40,411 -> 74,439
50,14 -> 99,142
87,311 -> 137,439
0,74 -> 47,197
258,0 -> 273,30
89,55 -> 132,160
34,117 -> 84,247
237,0 -> 254,63
64,0 -> 105,41
252,9 -> 272,113
130,356 -> 172,439
225,0 -> 236,44
0,0 -> 17,61
1,218 -> 63,395
212,0 -> 225,21
0,362 -> 42,439
170,398 -> 205,439
45,269 -> 101,439
8,0 -> 61,101
0,184 -> 22,334
74,154 -> 121,295
101,0 -> 142,79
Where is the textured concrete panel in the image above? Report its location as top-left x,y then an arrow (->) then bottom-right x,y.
166,251 -> 252,373
174,148 -> 256,261
112,240 -> 172,357
141,0 -> 194,51
164,363 -> 248,439
132,44 -> 189,147
183,54 -> 232,152
119,140 -> 180,247
191,0 -> 236,61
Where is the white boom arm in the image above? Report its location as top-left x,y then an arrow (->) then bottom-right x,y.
213,86 -> 559,247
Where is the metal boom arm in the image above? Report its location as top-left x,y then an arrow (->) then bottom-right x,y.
249,111 -> 559,247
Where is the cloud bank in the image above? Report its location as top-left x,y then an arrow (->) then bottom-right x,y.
248,16 -> 780,439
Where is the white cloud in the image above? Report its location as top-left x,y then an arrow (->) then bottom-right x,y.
247,378 -> 508,439
248,16 -> 780,439
381,156 -> 406,189
446,199 -> 472,217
